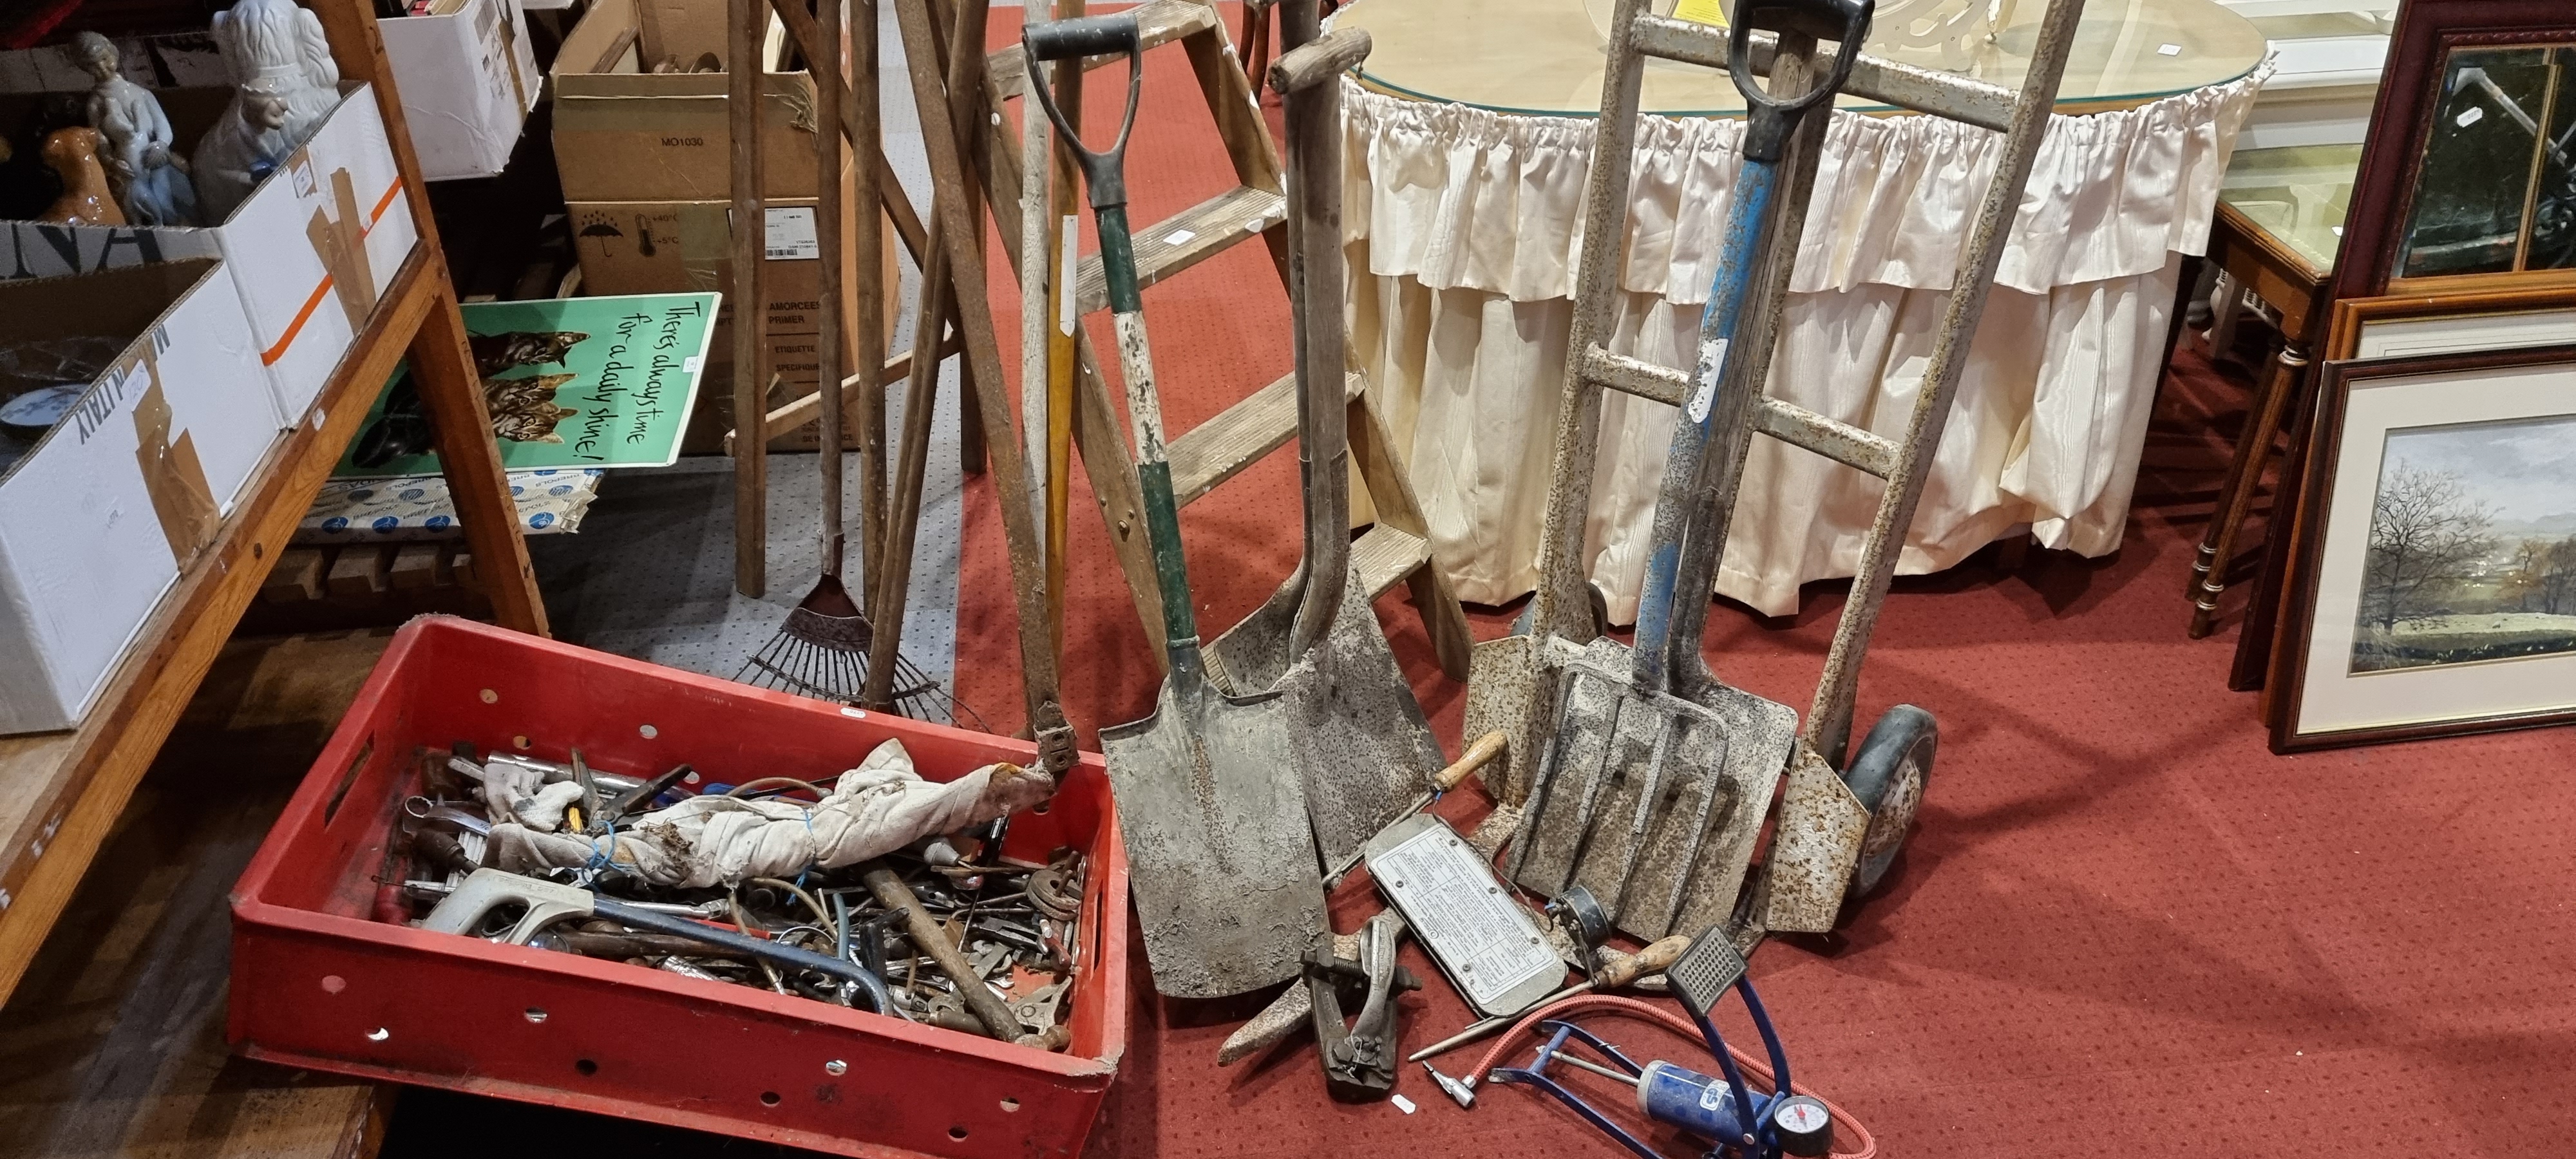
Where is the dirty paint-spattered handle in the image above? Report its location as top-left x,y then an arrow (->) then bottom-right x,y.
1097,204 -> 1198,652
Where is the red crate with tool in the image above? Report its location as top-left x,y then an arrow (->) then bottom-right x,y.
229,616 -> 1126,1158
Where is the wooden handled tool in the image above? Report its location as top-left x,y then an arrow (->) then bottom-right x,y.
1402,934 -> 1691,1064
1323,731 -> 1508,888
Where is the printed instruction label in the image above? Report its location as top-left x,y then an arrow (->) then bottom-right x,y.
764,207 -> 820,260
1371,823 -> 1558,1010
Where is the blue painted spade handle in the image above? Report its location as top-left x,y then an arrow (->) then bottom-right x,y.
1629,0 -> 1871,694
1628,158 -> 1779,693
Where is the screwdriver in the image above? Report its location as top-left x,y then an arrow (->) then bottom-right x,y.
1405,932 -> 1690,1063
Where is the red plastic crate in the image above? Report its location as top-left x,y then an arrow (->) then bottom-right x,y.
229,617 -> 1127,1158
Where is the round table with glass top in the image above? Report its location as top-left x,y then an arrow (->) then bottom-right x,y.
1334,0 -> 2268,117
1320,0 -> 2280,621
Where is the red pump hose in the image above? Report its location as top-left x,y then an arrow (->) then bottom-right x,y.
1466,993 -> 1878,1159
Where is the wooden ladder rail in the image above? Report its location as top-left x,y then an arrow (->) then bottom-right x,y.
971,0 -> 1472,679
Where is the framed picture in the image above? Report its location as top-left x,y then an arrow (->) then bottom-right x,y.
2270,343 -> 2576,751
2331,2 -> 2576,304
2329,287 -> 2576,360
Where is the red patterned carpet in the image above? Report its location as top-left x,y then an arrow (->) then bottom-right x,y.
948,9 -> 2576,1156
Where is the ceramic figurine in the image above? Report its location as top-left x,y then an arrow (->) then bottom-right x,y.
39,128 -> 124,226
72,33 -> 196,227
193,0 -> 341,221
189,86 -> 287,222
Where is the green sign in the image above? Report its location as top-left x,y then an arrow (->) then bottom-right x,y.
336,292 -> 718,478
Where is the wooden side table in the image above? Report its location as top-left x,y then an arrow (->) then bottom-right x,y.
2184,142 -> 2359,637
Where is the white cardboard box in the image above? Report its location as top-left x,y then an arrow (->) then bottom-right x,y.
381,0 -> 541,181
0,258 -> 284,734
0,82 -> 420,429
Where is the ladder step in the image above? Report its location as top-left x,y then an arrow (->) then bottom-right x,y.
1076,186 -> 1286,315
1582,345 -> 1688,407
987,0 -> 1222,94
1353,523 -> 1431,600
1752,397 -> 1897,478
1579,345 -> 1895,477
1168,368 -> 1367,507
1629,16 -> 2018,133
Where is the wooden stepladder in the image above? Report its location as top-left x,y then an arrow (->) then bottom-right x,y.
974,0 -> 1472,681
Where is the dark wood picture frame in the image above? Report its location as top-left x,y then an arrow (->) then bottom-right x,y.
2268,342 -> 2576,753
2230,1 -> 2576,697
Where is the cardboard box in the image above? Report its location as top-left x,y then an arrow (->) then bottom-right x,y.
0,84 -> 421,430
380,0 -> 541,182
549,0 -> 826,202
569,167 -> 897,452
0,258 -> 285,734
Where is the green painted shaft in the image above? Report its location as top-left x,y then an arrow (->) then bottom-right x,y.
1093,203 -> 1196,650
1097,204 -> 1143,314
1137,460 -> 1197,646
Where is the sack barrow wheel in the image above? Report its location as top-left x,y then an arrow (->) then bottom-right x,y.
1837,704 -> 1934,900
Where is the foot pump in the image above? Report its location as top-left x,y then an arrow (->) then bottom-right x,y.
1490,928 -> 1832,1158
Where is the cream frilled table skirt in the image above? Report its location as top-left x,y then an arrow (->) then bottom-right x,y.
1342,64 -> 2272,620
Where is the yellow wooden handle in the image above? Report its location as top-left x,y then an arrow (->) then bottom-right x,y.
1596,934 -> 1694,988
1433,731 -> 1509,793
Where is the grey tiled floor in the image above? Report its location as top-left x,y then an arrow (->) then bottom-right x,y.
530,1 -> 967,722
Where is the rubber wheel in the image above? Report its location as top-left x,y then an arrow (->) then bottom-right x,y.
1839,704 -> 1935,900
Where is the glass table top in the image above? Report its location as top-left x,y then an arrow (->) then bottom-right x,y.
2215,142 -> 2363,273
1335,0 -> 2271,118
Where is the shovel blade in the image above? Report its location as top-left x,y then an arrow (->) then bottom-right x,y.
1463,633 -> 1551,806
1103,674 -> 1328,998
1206,569 -> 1302,697
1276,566 -> 1443,867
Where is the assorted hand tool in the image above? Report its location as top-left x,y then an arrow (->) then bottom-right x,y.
1302,911 -> 1419,1100
1023,10 -> 1328,1001
1487,929 -> 1835,1159
1205,14 -> 1445,875
384,742 -> 1081,1049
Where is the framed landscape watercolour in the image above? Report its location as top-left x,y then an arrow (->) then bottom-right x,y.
2273,343 -> 2576,751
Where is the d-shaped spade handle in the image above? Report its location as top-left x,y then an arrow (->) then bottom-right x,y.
1726,0 -> 1875,161
1023,14 -> 1146,210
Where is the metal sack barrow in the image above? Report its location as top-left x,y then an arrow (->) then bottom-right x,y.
1469,0 -> 2083,946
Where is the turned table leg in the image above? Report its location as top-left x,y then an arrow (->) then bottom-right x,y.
2189,340 -> 2307,638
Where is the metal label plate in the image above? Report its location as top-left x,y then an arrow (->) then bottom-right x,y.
1363,814 -> 1564,1016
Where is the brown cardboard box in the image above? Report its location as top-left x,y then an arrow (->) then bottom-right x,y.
551,0 -> 826,203
569,169 -> 898,453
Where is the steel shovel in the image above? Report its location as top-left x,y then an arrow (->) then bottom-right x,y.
1026,14 -> 1327,998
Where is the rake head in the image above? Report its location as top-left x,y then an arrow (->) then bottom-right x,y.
736,575 -> 963,724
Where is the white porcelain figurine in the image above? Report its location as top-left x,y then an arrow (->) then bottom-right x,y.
71,33 -> 196,227
191,0 -> 341,221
